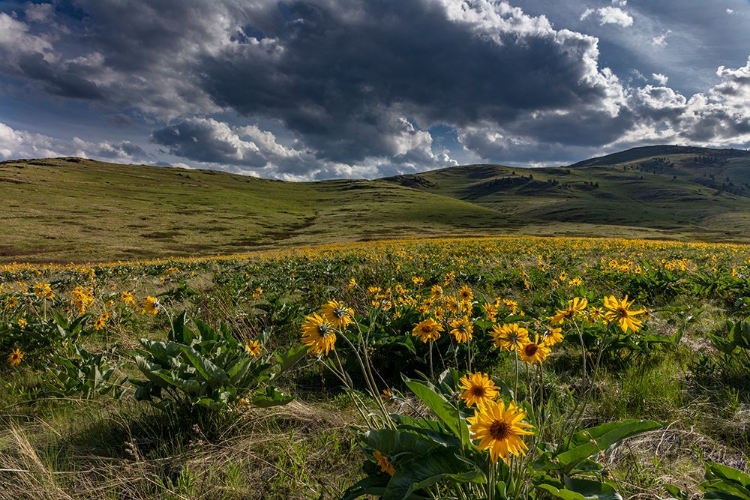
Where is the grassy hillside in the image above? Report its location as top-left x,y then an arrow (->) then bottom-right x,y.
3,146 -> 750,262
385,146 -> 750,241
0,158 -> 513,262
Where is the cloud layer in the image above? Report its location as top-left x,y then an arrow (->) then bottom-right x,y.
0,0 -> 749,178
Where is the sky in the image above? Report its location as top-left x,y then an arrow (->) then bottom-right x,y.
0,0 -> 749,180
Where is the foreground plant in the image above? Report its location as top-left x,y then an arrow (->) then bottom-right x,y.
132,312 -> 304,413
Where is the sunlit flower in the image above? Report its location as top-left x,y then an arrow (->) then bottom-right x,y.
503,299 -> 519,314
381,388 -> 393,401
459,372 -> 498,408
252,287 -> 263,300
550,297 -> 588,324
603,295 -> 646,333
431,285 -> 444,299
412,318 -> 443,343
412,276 -> 424,286
467,399 -> 533,463
7,348 -> 23,367
543,326 -> 564,345
141,296 -> 160,315
449,316 -> 473,343
17,318 -> 27,330
320,300 -> 354,329
94,312 -> 109,330
348,278 -> 357,289
244,340 -> 261,356
373,450 -> 396,476
491,323 -> 529,352
458,285 -> 473,303
518,335 -> 551,365
33,282 -> 54,300
301,312 -> 337,356
120,291 -> 136,306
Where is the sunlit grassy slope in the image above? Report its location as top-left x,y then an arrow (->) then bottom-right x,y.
2,145 -> 750,262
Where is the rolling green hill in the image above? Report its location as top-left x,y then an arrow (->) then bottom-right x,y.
384,146 -> 750,241
2,146 -> 750,262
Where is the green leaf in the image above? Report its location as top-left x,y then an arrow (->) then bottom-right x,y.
564,477 -> 623,500
705,463 -> 750,488
382,447 -> 484,500
275,344 -> 308,374
341,475 -> 389,500
250,386 -> 293,408
179,344 -> 228,386
556,420 -> 662,473
402,376 -> 470,444
537,484 -> 587,500
363,429 -> 440,457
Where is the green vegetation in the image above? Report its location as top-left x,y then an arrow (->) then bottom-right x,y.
1,237 -> 749,498
3,145 -> 750,262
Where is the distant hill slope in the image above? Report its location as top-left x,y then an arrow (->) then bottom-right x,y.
2,146 -> 750,262
383,146 -> 750,240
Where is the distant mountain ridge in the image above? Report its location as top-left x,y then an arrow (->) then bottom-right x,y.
2,145 -> 750,262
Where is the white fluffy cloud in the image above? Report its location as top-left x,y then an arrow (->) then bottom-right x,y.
0,121 -> 147,162
581,6 -> 633,27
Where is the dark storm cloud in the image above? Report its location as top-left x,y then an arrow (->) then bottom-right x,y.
197,0 -> 621,163
1,0 -> 749,177
17,52 -> 103,99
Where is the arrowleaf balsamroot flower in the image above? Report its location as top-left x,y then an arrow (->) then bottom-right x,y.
412,318 -> 443,343
449,316 -> 473,343
373,450 -> 396,476
244,340 -> 261,356
518,334 -> 551,365
320,300 -> 354,329
467,399 -> 534,463
458,285 -> 473,303
603,295 -> 646,332
491,323 -> 529,352
301,313 -> 337,356
459,372 -> 498,408
550,297 -> 588,324
7,348 -> 23,367
141,296 -> 160,315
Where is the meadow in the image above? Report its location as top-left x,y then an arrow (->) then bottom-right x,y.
1,236 -> 749,499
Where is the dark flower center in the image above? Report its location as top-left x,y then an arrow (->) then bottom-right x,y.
471,386 -> 486,397
489,420 -> 510,440
524,343 -> 538,357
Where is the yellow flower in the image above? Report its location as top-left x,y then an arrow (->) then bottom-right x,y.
412,318 -> 443,343
550,297 -> 588,324
445,296 -> 460,315
17,318 -> 27,330
458,285 -> 473,303
252,287 -> 262,300
458,372 -> 498,408
412,276 -> 425,286
449,316 -> 473,343
348,278 -> 357,289
7,348 -> 23,367
4,296 -> 19,310
491,323 -> 529,352
431,285 -> 444,299
121,291 -> 136,306
94,312 -> 110,330
467,399 -> 534,463
320,300 -> 354,329
141,296 -> 160,315
373,450 -> 396,476
33,282 -> 54,300
518,335 -> 551,365
603,295 -> 646,333
301,313 -> 337,356
244,340 -> 261,356
543,326 -> 564,345
381,388 -> 393,401
483,302 -> 498,322
503,299 -> 519,314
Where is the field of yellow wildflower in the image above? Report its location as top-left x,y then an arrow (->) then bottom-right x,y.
1,236 -> 749,499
